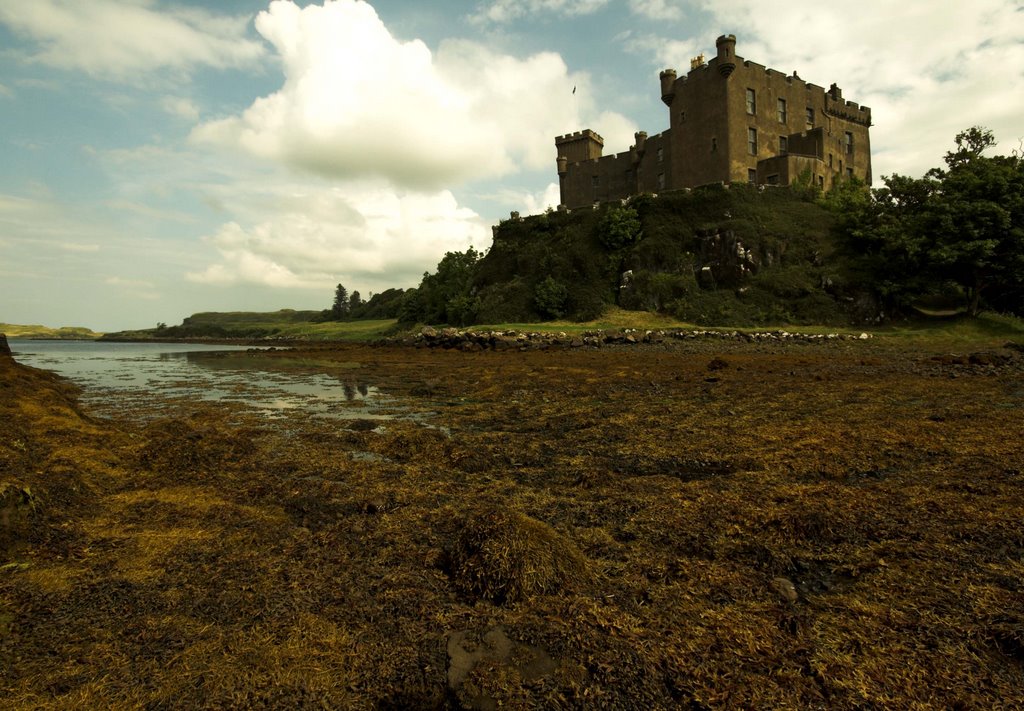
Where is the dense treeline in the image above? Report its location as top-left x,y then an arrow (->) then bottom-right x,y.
826,127 -> 1023,317
324,286 -> 407,322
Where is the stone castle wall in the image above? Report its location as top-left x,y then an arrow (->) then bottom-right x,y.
556,35 -> 872,209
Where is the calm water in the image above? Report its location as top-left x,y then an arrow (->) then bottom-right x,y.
9,339 -> 397,421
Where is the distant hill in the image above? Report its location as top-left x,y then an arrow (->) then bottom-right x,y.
0,323 -> 103,339
471,183 -> 876,326
101,310 -> 397,342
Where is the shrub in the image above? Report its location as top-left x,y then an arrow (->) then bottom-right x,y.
597,206 -> 642,250
534,277 -> 570,319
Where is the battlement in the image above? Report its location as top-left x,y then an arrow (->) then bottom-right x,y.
825,93 -> 872,126
555,129 -> 604,145
556,128 -> 605,165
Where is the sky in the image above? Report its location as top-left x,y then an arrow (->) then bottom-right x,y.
1,0 -> 1022,331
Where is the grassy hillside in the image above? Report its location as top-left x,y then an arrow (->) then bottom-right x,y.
0,323 -> 103,339
473,183 -> 872,326
102,311 -> 397,342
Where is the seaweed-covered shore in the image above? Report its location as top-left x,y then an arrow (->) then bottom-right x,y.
2,339 -> 1023,708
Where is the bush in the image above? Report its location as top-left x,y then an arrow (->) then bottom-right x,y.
566,284 -> 610,321
476,279 -> 536,324
597,206 -> 642,250
620,270 -> 696,312
534,277 -> 569,319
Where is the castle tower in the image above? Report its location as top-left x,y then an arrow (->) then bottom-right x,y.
716,34 -> 736,76
555,129 -> 604,164
555,130 -> 604,208
660,69 -> 677,106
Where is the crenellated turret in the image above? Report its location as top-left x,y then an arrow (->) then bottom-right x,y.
634,131 -> 648,154
716,34 -> 736,77
660,69 -> 677,106
555,129 -> 604,163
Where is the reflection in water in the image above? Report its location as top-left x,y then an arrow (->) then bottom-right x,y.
10,339 -> 398,422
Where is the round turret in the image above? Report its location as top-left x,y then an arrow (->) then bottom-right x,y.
659,69 -> 677,106
716,34 -> 736,77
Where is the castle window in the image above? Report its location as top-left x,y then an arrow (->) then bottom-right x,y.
846,167 -> 854,179
806,107 -> 814,128
746,88 -> 756,115
711,137 -> 717,152
779,136 -> 788,154
747,168 -> 757,184
844,131 -> 854,155
658,173 -> 665,190
657,147 -> 664,163
591,175 -> 600,188
818,175 -> 824,188
747,128 -> 757,155
777,98 -> 787,123
766,174 -> 780,185
680,110 -> 686,122
829,153 -> 833,168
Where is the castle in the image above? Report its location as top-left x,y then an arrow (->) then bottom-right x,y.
555,35 -> 872,209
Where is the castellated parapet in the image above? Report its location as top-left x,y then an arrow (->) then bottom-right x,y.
555,35 -> 872,209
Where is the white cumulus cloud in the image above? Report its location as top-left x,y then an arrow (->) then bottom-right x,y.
0,0 -> 265,81
160,96 -> 200,121
469,0 -> 611,25
192,0 -> 636,190
186,183 -> 491,293
522,183 -> 562,214
628,0 -> 685,21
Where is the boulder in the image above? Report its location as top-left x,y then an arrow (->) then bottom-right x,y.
771,577 -> 799,604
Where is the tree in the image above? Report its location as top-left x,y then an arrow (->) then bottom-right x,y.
349,290 -> 362,312
331,284 -> 350,319
924,127 -> 1024,315
831,127 -> 1024,316
397,247 -> 483,326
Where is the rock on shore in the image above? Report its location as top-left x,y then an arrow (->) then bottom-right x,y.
392,326 -> 872,351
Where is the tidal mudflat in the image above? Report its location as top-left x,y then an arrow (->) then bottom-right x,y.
2,338 -> 1023,708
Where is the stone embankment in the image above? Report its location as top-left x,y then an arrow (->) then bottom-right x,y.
392,326 -> 873,351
